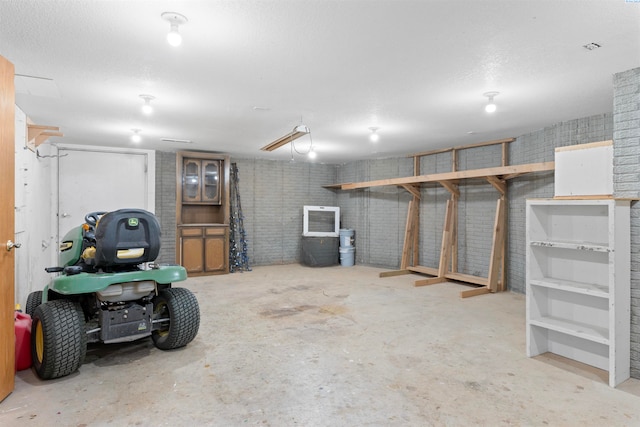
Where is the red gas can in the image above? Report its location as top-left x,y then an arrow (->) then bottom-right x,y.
14,311 -> 32,371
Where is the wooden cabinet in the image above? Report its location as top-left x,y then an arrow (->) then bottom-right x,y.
526,199 -> 630,387
179,226 -> 228,275
177,152 -> 230,275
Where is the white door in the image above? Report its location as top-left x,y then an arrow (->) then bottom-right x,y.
57,146 -> 155,237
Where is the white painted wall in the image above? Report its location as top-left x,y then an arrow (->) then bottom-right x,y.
14,106 -> 57,307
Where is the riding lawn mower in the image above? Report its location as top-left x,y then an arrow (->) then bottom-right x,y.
25,209 -> 200,380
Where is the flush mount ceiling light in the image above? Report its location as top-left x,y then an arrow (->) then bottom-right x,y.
369,127 -> 380,142
260,124 -> 310,151
483,91 -> 499,113
139,94 -> 155,115
583,42 -> 601,51
130,129 -> 142,143
162,12 -> 188,47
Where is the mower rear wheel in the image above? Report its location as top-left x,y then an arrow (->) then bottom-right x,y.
152,287 -> 200,350
25,290 -> 43,317
31,300 -> 87,380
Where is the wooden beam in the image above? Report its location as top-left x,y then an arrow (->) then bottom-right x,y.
437,200 -> 454,278
485,176 -> 506,196
445,272 -> 488,286
415,277 -> 448,287
379,269 -> 412,278
487,198 -> 506,292
407,265 -> 438,275
452,148 -> 458,172
450,194 -> 459,273
409,137 -> 516,158
460,287 -> 491,298
27,123 -> 63,151
437,180 -> 460,196
400,184 -> 421,199
338,162 -> 555,190
502,141 -> 508,167
400,198 -> 419,269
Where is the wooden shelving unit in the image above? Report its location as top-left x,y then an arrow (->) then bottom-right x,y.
526,199 -> 630,387
327,137 -> 556,297
176,151 -> 230,276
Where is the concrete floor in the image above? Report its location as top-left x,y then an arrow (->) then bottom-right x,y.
2,264 -> 640,426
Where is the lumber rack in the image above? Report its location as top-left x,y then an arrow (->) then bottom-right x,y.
326,138 -> 555,298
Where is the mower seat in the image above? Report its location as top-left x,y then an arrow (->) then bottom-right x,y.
94,209 -> 161,268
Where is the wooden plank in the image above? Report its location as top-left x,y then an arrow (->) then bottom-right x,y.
501,195 -> 508,292
555,140 -> 612,152
553,194 -> 614,200
409,137 -> 516,158
339,162 -> 555,190
486,176 -> 506,196
487,198 -> 506,292
415,277 -> 448,287
450,194 -> 459,273
400,184 -> 421,199
379,269 -> 412,278
407,265 -> 438,275
438,200 -> 454,277
502,141 -> 508,167
400,198 -> 417,269
445,272 -> 488,286
452,148 -> 457,172
437,180 -> 460,196
407,266 -> 491,287
460,287 -> 491,298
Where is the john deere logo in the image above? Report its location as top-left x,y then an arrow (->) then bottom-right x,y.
128,218 -> 139,227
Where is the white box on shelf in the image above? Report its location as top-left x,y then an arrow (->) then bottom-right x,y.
554,140 -> 613,198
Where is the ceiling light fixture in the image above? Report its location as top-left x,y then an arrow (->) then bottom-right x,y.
161,12 -> 188,47
369,127 -> 380,142
308,146 -> 317,160
583,42 -> 601,51
483,91 -> 499,113
130,129 -> 142,143
260,124 -> 310,151
139,94 -> 155,115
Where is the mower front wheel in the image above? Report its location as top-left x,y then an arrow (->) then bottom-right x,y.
31,300 -> 87,380
152,288 -> 200,350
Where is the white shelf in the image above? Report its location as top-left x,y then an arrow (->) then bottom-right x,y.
526,199 -> 630,387
529,278 -> 608,298
529,316 -> 609,345
529,240 -> 611,253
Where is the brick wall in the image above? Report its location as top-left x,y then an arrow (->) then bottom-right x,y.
155,151 -> 177,264
613,67 -> 640,378
336,158 -> 413,267
231,158 -> 337,265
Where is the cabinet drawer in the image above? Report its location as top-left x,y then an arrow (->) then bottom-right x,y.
181,227 -> 204,237
205,227 -> 227,236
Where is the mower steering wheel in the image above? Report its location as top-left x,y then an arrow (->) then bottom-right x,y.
85,211 -> 107,227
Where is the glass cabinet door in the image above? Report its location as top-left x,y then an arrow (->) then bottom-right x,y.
183,159 -> 201,202
202,160 -> 221,203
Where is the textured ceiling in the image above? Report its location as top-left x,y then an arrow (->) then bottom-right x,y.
0,0 -> 638,164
